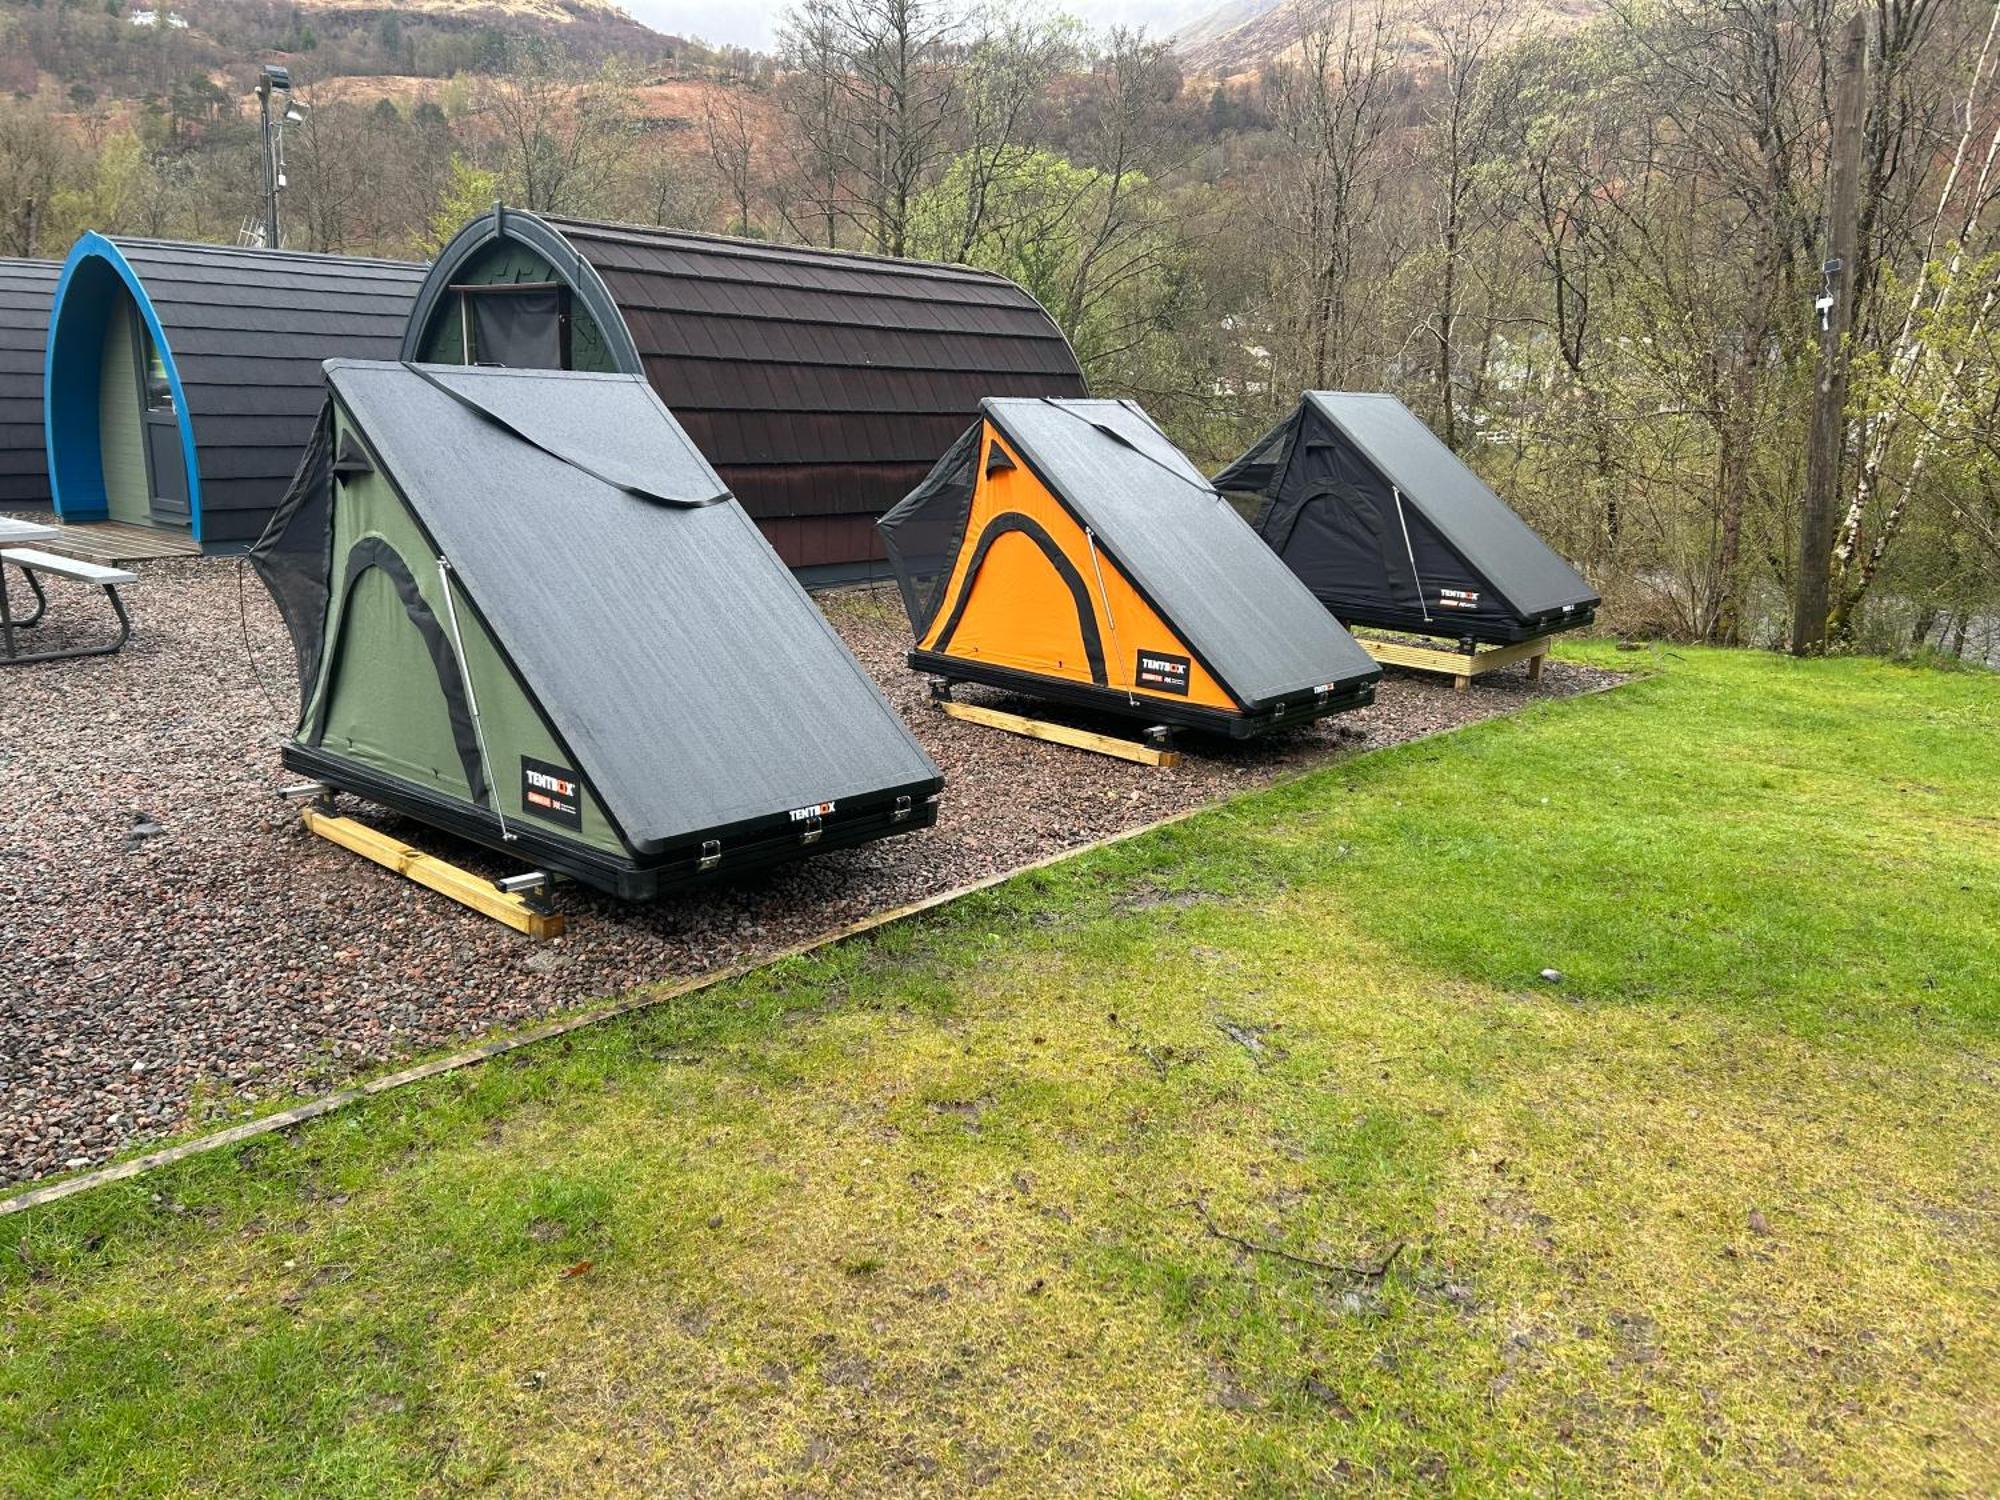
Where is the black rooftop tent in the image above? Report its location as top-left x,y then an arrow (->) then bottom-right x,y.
251,360 -> 943,899
0,259 -> 57,510
880,397 -> 1380,737
1213,392 -> 1600,643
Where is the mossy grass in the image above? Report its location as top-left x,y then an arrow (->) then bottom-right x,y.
5,646 -> 1997,1496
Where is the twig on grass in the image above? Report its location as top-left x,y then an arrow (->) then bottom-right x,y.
1178,1197 -> 1405,1282
1108,1011 -> 1173,1078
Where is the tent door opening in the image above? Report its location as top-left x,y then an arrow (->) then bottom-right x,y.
135,322 -> 190,527
453,283 -> 571,370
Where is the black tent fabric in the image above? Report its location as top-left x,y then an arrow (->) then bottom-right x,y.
253,360 -> 942,896
250,407 -> 336,704
877,422 -> 979,637
1214,393 -> 1599,643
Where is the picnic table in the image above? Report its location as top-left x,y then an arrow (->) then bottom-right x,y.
0,516 -> 139,665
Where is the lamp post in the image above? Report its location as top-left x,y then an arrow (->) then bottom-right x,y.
255,64 -> 298,250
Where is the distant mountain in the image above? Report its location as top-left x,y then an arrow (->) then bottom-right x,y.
6,0 -> 681,111
1172,0 -> 1600,79
288,0 -> 653,34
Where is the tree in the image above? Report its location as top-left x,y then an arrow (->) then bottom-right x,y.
480,43 -> 632,215
1412,0 -> 1509,450
704,88 -> 760,236
1263,0 -> 1392,395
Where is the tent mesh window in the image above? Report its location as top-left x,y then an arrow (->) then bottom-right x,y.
877,422 -> 981,636
249,407 -> 337,711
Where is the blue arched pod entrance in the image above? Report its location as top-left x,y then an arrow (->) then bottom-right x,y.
44,233 -> 204,539
44,235 -> 427,552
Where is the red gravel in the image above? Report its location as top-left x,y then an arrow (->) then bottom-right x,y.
0,557 -> 1621,1186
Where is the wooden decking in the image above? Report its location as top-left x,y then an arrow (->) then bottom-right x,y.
18,519 -> 202,565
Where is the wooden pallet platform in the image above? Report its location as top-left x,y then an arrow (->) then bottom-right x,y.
939,699 -> 1182,767
1357,632 -> 1553,692
31,519 -> 202,565
302,807 -> 565,940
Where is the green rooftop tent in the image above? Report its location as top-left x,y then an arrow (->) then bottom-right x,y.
1213,393 -> 1599,644
250,360 -> 943,899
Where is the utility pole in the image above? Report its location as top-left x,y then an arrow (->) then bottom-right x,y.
255,64 -> 293,251
1793,10 -> 1869,656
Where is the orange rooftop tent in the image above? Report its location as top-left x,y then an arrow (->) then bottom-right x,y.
878,397 -> 1380,738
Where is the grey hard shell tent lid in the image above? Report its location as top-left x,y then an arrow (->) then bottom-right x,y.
881,396 -> 1380,710
1214,392 -> 1599,642
252,360 -> 941,898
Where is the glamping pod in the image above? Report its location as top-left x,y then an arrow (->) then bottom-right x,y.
0,259 -> 58,510
879,397 -> 1381,738
398,210 -> 1089,578
45,235 -> 426,549
1213,392 -> 1600,644
251,360 -> 943,899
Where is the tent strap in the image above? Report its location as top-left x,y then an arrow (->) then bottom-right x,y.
437,556 -> 513,843
1391,485 -> 1431,624
1085,527 -> 1137,706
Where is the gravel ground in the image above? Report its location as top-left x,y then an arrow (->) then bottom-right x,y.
0,554 -> 1622,1186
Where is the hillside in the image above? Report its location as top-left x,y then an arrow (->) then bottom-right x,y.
1172,0 -> 1601,78
1,0 -> 679,109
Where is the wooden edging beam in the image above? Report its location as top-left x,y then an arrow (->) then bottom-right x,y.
0,671 -> 1635,1219
301,808 -> 565,941
939,698 -> 1181,767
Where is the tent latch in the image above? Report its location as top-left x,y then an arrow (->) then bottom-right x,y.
891,795 -> 912,824
697,839 -> 722,872
797,813 -> 824,845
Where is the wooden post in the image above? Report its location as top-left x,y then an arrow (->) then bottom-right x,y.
1794,10 -> 1869,657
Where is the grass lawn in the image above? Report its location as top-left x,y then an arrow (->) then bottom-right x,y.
4,645 -> 1997,1497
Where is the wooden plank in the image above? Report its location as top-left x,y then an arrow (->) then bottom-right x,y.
1465,634 -> 1554,677
939,698 -> 1181,767
1357,633 -> 1556,687
301,808 -> 565,941
1357,637 -> 1472,675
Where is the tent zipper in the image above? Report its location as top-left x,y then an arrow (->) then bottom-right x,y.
1391,485 -> 1430,625
1085,527 -> 1138,706
436,556 -> 514,842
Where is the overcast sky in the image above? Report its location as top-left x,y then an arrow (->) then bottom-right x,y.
621,0 -> 1215,53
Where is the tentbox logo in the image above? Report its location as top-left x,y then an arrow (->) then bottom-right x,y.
1135,650 -> 1192,695
520,756 -> 584,830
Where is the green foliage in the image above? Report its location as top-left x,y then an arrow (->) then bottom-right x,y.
421,154 -> 497,257
909,146 -> 1185,386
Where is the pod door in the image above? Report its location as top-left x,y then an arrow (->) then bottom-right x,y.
136,322 -> 190,526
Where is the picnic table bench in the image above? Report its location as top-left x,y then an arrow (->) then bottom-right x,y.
0,519 -> 139,665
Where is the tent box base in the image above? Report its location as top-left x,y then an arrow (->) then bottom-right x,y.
284,745 -> 940,902
910,651 -> 1375,740
1329,602 -> 1596,646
